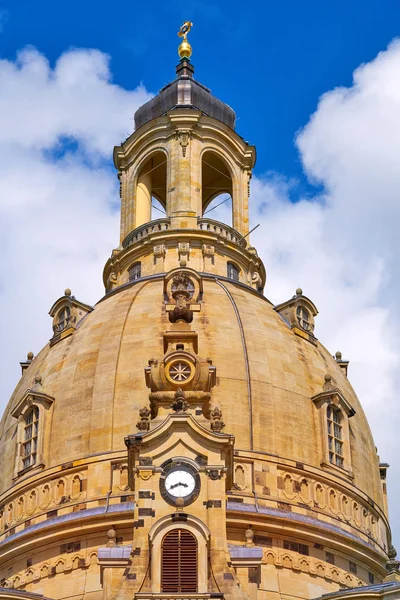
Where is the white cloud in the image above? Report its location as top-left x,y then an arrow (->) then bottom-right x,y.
0,46 -> 151,407
250,39 -> 400,544
0,47 -> 148,155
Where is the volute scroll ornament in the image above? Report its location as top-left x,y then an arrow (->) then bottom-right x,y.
202,244 -> 215,257
176,129 -> 192,157
178,242 -> 190,267
153,244 -> 166,259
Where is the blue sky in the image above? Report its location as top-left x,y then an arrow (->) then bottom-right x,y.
0,0 -> 398,197
1,0 -> 400,546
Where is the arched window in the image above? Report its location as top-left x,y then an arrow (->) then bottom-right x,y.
22,406 -> 39,470
161,529 -> 197,593
327,405 -> 344,468
296,305 -> 310,331
129,262 -> 141,282
55,306 -> 71,332
227,262 -> 240,282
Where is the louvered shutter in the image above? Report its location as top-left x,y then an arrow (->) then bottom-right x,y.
161,529 -> 198,592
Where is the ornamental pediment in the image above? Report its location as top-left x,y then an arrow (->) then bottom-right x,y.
11,387 -> 54,419
125,412 -> 234,491
312,374 -> 356,418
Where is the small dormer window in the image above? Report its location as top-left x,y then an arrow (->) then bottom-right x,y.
49,289 -> 93,346
129,262 -> 142,282
55,306 -> 71,332
227,262 -> 240,282
275,289 -> 318,343
327,405 -> 344,468
296,306 -> 310,331
22,406 -> 39,470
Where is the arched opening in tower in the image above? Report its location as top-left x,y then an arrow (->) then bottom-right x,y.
201,151 -> 233,227
151,197 -> 167,220
135,151 -> 167,226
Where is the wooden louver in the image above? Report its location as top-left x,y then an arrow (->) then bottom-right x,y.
161,529 -> 198,592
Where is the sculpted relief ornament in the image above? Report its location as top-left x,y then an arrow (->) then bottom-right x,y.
168,271 -> 194,323
136,407 -> 151,431
134,269 -> 218,431
177,129 -> 192,157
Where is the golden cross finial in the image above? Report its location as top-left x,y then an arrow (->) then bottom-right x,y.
177,21 -> 193,59
178,21 -> 193,40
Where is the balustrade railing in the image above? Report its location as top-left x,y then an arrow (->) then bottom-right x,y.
197,218 -> 247,247
121,217 -> 246,249
122,219 -> 171,248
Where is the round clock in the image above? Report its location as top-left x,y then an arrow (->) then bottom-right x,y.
160,461 -> 200,507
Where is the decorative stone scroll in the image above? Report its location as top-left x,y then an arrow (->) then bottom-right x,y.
178,242 -> 190,267
177,129 -> 192,157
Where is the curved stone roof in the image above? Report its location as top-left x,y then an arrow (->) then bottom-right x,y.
0,276 -> 382,505
134,60 -> 236,130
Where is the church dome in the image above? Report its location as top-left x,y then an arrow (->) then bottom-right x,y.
0,24 -> 395,600
0,279 -> 384,500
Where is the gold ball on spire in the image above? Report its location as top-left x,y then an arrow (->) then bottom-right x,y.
178,21 -> 193,60
178,39 -> 192,59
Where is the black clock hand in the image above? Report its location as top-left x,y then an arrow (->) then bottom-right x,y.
170,481 -> 188,489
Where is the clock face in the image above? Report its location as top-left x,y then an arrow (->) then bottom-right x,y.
165,469 -> 196,498
160,461 -> 200,507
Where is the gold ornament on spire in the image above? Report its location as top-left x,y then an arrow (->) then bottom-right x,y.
178,21 -> 193,60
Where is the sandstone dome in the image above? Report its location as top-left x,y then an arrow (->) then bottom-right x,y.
0,278 -> 383,502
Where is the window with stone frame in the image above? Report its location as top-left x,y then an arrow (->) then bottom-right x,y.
22,406 -> 39,470
327,405 -> 344,468
227,262 -> 240,282
12,389 -> 54,477
55,306 -> 71,332
296,305 -> 311,331
312,378 -> 355,477
129,262 -> 142,282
